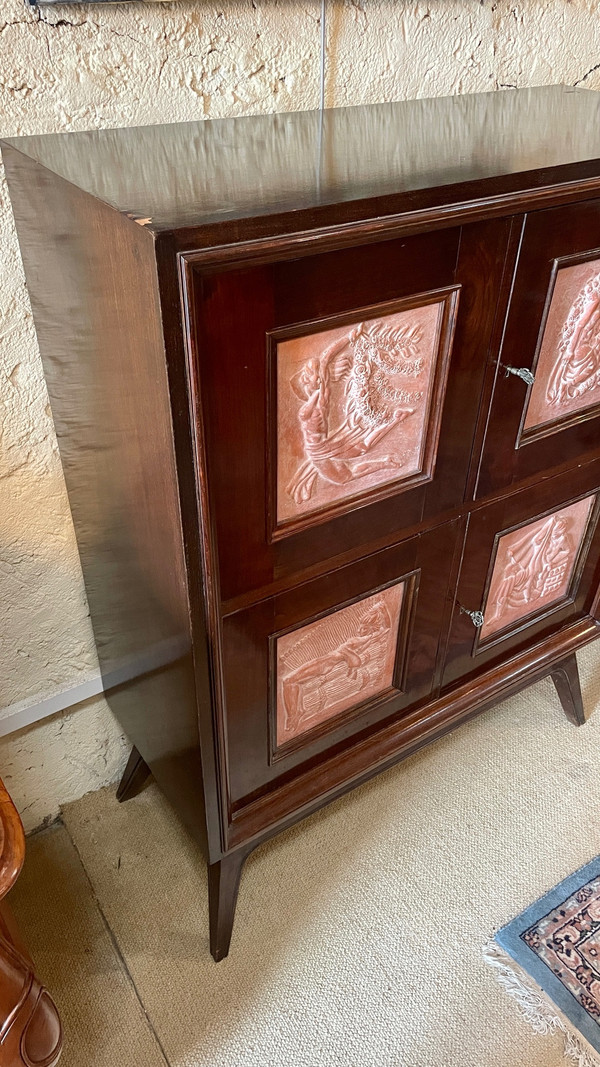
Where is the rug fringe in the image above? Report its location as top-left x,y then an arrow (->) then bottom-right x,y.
483,942 -> 600,1067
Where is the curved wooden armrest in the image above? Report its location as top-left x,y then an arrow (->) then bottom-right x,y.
0,779 -> 25,903
0,776 -> 63,1067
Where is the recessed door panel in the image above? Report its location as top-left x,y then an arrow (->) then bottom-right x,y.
443,458 -> 600,688
523,258 -> 600,437
476,202 -> 600,499
274,292 -> 457,533
275,580 -> 406,746
479,495 -> 595,641
221,521 -> 459,807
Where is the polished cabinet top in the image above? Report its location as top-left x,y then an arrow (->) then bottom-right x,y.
3,86 -> 600,236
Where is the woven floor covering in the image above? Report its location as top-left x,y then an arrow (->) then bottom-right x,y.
489,855 -> 600,1067
10,642 -> 600,1067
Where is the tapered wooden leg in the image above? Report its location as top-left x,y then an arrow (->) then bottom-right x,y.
208,848 -> 250,962
116,746 -> 151,802
550,654 -> 587,726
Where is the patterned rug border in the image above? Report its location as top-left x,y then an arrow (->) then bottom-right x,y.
495,855 -> 600,1057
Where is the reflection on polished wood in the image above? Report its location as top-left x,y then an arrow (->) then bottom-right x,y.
3,86 -> 600,962
5,86 -> 600,236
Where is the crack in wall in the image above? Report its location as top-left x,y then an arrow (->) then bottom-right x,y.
574,60 -> 600,86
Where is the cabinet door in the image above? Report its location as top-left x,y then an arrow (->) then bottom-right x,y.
476,201 -> 600,499
221,522 -> 459,811
185,219 -> 510,604
444,461 -> 600,688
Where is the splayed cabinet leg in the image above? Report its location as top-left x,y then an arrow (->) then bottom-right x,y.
550,654 -> 587,726
116,746 -> 151,802
208,848 -> 250,962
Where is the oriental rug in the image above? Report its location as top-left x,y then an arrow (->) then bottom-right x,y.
485,856 -> 600,1066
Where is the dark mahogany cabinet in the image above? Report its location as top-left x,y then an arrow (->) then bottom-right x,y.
4,86 -> 600,960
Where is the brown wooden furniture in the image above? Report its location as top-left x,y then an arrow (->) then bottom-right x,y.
0,779 -> 62,1066
4,85 -> 600,961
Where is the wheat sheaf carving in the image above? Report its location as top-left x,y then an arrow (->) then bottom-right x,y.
287,318 -> 427,506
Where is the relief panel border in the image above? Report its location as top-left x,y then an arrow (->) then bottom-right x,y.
472,490 -> 600,657
517,247 -> 600,448
266,287 -> 460,541
267,570 -> 420,763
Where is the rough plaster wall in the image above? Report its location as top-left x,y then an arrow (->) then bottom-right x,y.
0,697 -> 128,833
1,0 -> 600,828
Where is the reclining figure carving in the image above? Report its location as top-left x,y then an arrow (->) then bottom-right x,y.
280,599 -> 394,736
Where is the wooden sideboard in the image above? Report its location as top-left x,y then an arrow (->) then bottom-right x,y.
4,86 -> 600,961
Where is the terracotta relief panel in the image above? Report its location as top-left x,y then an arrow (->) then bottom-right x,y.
275,296 -> 452,527
275,581 -> 405,746
524,258 -> 600,434
480,495 -> 595,641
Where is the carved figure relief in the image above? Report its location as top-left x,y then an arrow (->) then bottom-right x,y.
480,495 -> 595,640
276,582 -> 405,745
276,300 -> 448,525
524,259 -> 600,433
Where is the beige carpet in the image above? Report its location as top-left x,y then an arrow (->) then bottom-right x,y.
9,823 -> 166,1067
9,644 -> 600,1067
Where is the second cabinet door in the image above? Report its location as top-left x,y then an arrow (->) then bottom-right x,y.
477,199 -> 600,499
444,459 -> 600,688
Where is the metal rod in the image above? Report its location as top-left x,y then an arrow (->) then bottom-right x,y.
316,0 -> 327,200
319,0 -> 326,113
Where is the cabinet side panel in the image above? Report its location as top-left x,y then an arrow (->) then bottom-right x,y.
2,147 -> 209,853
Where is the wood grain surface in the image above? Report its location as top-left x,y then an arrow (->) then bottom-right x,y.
4,86 -> 600,961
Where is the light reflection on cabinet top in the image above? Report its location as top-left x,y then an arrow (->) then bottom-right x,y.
2,86 -> 600,235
